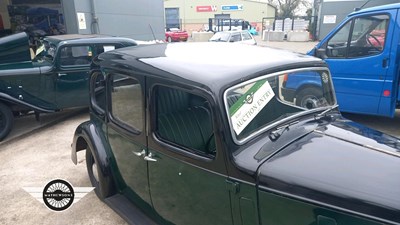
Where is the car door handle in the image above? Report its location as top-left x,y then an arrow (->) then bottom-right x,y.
58,73 -> 67,77
144,153 -> 157,162
132,149 -> 145,157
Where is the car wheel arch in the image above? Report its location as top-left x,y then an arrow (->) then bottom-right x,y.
294,84 -> 321,97
73,124 -> 117,199
0,101 -> 14,141
294,85 -> 323,108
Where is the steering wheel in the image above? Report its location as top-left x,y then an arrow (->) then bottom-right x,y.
366,34 -> 382,50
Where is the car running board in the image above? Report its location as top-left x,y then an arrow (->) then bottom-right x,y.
104,194 -> 158,225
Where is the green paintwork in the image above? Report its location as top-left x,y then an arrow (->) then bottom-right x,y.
147,149 -> 232,225
107,127 -> 152,206
0,32 -> 31,64
0,33 -> 136,113
257,190 -> 384,225
227,180 -> 259,225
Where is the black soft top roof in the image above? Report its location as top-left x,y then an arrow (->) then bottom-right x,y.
44,34 -> 136,46
96,42 -> 326,92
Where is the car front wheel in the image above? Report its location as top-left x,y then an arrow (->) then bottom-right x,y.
167,36 -> 172,42
0,102 -> 13,141
86,146 -> 113,199
295,87 -> 323,109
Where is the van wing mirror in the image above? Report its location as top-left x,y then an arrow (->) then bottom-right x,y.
316,48 -> 328,59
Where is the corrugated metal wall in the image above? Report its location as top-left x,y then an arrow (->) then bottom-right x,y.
62,0 -> 165,41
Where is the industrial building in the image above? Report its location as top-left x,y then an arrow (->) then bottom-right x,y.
0,0 -> 164,41
316,0 -> 398,39
164,0 -> 276,34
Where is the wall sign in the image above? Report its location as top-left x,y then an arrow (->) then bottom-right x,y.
221,5 -> 243,11
196,5 -> 217,12
77,12 -> 87,29
323,15 -> 337,24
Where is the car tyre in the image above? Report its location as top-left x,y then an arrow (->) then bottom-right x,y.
86,146 -> 113,199
0,102 -> 13,141
167,36 -> 172,43
295,87 -> 323,109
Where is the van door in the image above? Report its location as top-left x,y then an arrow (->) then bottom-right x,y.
316,10 -> 397,117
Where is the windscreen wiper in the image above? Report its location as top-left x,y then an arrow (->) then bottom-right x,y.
314,104 -> 339,120
269,120 -> 299,141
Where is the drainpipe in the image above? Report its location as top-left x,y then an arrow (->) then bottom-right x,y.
90,0 -> 99,34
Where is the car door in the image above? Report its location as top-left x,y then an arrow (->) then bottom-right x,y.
146,82 -> 232,225
55,44 -> 92,108
320,11 -> 396,116
106,72 -> 152,208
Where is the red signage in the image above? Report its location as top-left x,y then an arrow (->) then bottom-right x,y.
196,5 -> 217,12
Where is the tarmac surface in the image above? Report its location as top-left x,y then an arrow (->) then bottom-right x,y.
0,38 -> 399,225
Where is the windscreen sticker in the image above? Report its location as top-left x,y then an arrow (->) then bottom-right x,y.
229,80 -> 275,135
35,44 -> 45,57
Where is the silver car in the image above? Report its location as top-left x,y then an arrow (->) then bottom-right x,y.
209,30 -> 257,45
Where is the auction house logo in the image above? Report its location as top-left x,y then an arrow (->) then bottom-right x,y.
23,179 -> 94,211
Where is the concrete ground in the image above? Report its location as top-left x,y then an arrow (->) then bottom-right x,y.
254,35 -> 318,53
0,112 -> 127,225
0,39 -> 399,225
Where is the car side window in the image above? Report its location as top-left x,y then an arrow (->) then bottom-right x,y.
230,34 -> 241,42
110,74 -> 143,133
90,71 -> 106,115
241,31 -> 252,40
94,44 -> 118,55
154,86 -> 216,158
326,14 -> 389,58
59,45 -> 93,66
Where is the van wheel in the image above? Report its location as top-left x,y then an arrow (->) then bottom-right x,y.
296,87 -> 323,109
0,103 -> 13,141
86,146 -> 113,199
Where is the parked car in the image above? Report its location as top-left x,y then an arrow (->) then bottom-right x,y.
72,42 -> 400,225
165,28 -> 188,42
209,30 -> 257,45
0,32 -> 137,141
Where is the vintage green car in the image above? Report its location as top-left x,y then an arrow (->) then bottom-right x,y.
0,32 -> 137,140
71,43 -> 400,225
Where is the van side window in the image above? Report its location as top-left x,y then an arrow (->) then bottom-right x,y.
110,74 -> 143,132
326,14 -> 389,58
154,86 -> 216,158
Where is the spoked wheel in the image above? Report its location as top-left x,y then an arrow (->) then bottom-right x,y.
0,102 -> 13,141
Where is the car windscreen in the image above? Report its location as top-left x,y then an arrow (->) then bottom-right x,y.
33,40 -> 57,63
209,32 -> 230,42
224,68 -> 336,143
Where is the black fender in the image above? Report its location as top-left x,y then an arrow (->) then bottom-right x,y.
0,92 -> 55,113
294,84 -> 321,96
71,121 -> 116,196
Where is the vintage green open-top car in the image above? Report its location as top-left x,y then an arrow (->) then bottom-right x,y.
0,32 -> 137,140
71,42 -> 400,225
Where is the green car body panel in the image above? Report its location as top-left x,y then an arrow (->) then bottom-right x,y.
0,32 -> 137,140
71,43 -> 400,225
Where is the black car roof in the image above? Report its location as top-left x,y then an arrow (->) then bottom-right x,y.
97,42 -> 325,91
44,34 -> 136,46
